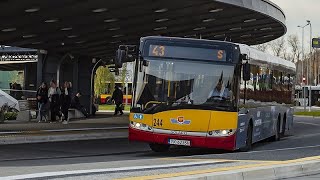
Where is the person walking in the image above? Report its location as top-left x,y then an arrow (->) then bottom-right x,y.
111,86 -> 124,115
48,80 -> 61,122
36,82 -> 48,123
60,81 -> 72,122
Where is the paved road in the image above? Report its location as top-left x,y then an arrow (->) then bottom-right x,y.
0,116 -> 320,179
285,174 -> 320,180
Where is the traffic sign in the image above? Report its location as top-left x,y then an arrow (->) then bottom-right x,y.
312,38 -> 320,48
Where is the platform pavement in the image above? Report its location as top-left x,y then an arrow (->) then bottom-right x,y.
0,112 -> 129,144
294,106 -> 320,112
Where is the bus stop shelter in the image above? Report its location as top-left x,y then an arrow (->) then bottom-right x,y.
0,0 -> 286,111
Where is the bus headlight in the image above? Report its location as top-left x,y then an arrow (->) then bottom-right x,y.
208,129 -> 236,137
130,121 -> 153,132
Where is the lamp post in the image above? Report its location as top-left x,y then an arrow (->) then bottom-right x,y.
298,23 -> 309,111
307,20 -> 312,111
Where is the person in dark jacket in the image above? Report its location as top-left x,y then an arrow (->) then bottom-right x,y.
60,81 -> 72,121
111,86 -> 124,115
48,80 -> 61,122
36,82 -> 48,122
71,92 -> 89,117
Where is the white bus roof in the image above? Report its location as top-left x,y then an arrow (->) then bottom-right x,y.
238,44 -> 296,73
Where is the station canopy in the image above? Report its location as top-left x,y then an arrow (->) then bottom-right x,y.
0,0 -> 286,59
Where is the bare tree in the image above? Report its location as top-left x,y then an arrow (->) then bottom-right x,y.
254,43 -> 269,52
287,35 -> 301,62
270,37 -> 286,58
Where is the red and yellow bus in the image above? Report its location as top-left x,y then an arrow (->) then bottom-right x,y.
100,82 -> 133,104
117,36 -> 295,152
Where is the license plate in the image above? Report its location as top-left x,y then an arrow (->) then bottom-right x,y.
168,139 -> 191,146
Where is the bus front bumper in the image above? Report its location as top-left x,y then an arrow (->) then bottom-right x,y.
129,127 -> 236,151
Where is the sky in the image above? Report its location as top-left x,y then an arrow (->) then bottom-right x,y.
271,0 -> 320,40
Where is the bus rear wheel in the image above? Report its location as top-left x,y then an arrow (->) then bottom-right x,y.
149,143 -> 170,152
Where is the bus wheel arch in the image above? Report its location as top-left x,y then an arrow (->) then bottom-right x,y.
239,119 -> 253,152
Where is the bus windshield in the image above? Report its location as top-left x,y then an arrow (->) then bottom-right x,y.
133,58 -> 238,113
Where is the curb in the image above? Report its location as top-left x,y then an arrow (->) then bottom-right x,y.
161,159 -> 320,180
294,115 -> 320,118
0,129 -> 128,145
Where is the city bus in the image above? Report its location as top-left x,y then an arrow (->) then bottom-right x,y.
100,82 -> 133,104
295,85 -> 320,106
116,36 -> 295,152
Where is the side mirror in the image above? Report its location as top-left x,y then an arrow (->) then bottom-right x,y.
115,48 -> 126,68
241,54 -> 249,61
242,62 -> 251,81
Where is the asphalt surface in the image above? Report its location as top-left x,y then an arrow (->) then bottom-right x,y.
0,116 -> 319,179
285,173 -> 320,180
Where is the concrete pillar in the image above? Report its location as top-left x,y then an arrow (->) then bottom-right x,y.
36,53 -> 44,88
73,59 -> 79,95
77,56 -> 93,110
24,63 -> 37,91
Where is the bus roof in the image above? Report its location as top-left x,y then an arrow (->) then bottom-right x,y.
140,36 -> 296,73
238,44 -> 296,73
140,36 -> 236,46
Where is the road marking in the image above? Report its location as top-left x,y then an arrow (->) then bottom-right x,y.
117,156 -> 320,180
296,122 -> 320,126
163,145 -> 320,160
0,160 -> 224,180
161,157 -> 279,163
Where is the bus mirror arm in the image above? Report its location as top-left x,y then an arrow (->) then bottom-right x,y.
242,62 -> 251,81
241,53 -> 249,61
115,45 -> 138,68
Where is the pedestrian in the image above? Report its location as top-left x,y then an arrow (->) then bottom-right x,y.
111,85 -> 124,115
48,80 -> 61,122
71,92 -> 89,117
60,81 -> 72,122
36,82 -> 48,123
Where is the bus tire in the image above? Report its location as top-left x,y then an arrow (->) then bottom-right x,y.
240,123 -> 253,152
273,116 -> 281,141
149,143 -> 170,152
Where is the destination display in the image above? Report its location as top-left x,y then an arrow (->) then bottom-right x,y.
148,44 -> 227,61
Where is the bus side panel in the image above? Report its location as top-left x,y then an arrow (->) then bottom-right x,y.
235,114 -> 250,150
260,107 -> 274,142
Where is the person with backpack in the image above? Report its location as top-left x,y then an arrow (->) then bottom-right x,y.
48,80 -> 61,122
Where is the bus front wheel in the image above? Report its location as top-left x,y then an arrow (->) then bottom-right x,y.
149,143 -> 170,152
